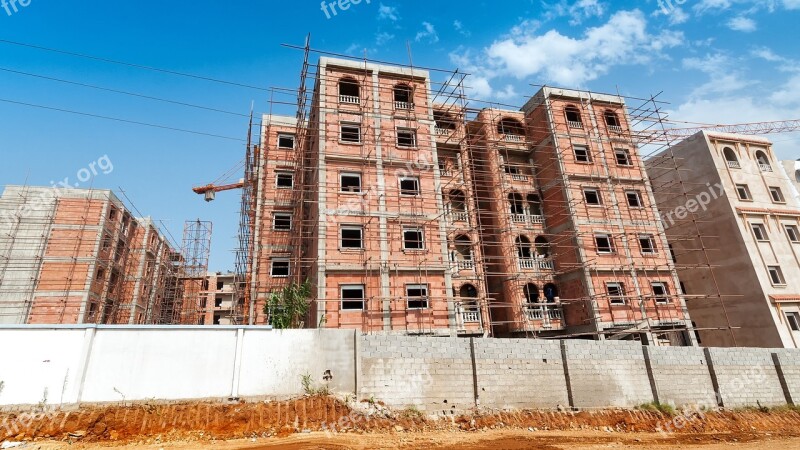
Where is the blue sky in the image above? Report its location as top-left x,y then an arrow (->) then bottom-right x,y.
1,0 -> 798,270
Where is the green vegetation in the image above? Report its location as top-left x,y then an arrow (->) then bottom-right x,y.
638,401 -> 676,416
300,372 -> 331,396
264,280 -> 312,329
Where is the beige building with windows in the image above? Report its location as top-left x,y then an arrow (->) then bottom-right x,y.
647,132 -> 800,348
781,159 -> 800,203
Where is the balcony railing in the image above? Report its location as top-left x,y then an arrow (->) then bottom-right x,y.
608,125 -> 623,134
340,95 -> 360,104
519,258 -> 536,270
440,169 -> 453,177
435,127 -> 451,136
524,303 -> 563,322
726,160 -> 741,169
456,260 -> 475,271
510,174 -> 529,182
529,215 -> 545,225
759,163 -> 773,172
450,211 -> 468,222
568,121 -> 584,130
519,258 -> 553,270
512,214 -> 527,224
457,303 -> 482,325
395,101 -> 414,110
503,134 -> 523,142
537,259 -> 555,270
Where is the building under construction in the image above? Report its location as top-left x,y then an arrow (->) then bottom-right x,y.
0,186 -> 183,325
235,51 -> 714,345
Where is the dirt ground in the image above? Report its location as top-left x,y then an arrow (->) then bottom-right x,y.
3,397 -> 800,449
23,430 -> 800,450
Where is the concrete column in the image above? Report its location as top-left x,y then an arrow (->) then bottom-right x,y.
73,326 -> 98,405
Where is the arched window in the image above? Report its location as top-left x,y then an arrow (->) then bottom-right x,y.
394,84 -> 413,109
516,236 -> 533,259
454,234 -> 473,262
434,110 -> 457,130
604,110 -> 621,128
723,147 -> 739,168
534,236 -> 550,258
543,283 -> 558,302
508,193 -> 524,215
755,150 -> 772,171
339,78 -> 360,103
524,283 -> 540,303
565,106 -> 582,128
459,284 -> 478,298
527,194 -> 542,216
497,117 -> 525,136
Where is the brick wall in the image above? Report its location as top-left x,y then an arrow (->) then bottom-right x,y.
645,346 -> 716,408
473,338 -> 568,409
562,340 -> 654,408
773,349 -> 800,404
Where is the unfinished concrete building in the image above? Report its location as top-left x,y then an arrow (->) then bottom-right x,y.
647,132 -> 800,348
195,272 -> 238,325
0,185 -> 181,325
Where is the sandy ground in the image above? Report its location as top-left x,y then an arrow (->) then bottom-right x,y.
23,430 -> 800,450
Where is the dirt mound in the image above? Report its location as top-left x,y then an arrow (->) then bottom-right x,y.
2,397 -> 800,446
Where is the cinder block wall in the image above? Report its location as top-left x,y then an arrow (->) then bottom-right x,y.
769,349 -> 800,405
562,340 -> 654,408
358,335 -> 474,414
705,348 -> 786,407
473,338 -> 568,409
645,346 -> 716,408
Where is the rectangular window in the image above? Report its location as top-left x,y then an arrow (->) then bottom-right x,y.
400,177 -> 421,196
626,190 -> 643,208
340,123 -> 361,143
397,128 -> 417,147
584,188 -> 602,205
786,225 -> 800,243
273,213 -> 292,231
341,285 -> 365,311
403,228 -> 425,250
786,312 -> 800,332
735,184 -> 752,201
574,145 -> 592,163
639,234 -> 657,254
769,187 -> 786,203
595,234 -> 614,254
102,234 -> 112,250
340,226 -> 364,249
768,266 -> 786,285
652,282 -> 669,304
751,223 -> 768,242
270,258 -> 290,277
340,172 -> 362,193
276,171 -> 294,189
406,284 -> 429,309
614,148 -> 633,166
277,133 -> 295,149
607,283 -> 626,305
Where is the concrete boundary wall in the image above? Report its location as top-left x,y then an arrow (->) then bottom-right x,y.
1,327 -> 799,411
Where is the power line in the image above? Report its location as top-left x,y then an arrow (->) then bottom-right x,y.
0,97 -> 246,142
0,66 -> 251,118
0,38 -> 271,92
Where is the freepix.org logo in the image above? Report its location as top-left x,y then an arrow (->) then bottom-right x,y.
2,0 -> 32,17
321,0 -> 371,19
657,0 -> 688,15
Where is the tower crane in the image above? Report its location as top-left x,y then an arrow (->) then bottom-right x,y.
635,119 -> 800,144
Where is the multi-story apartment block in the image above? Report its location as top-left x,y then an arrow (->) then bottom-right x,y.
647,132 -> 800,348
0,185 -> 180,325
196,272 -> 238,325
781,159 -> 800,202
521,88 -> 694,345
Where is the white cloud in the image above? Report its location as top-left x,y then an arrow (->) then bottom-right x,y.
727,16 -> 757,31
784,0 -> 800,9
482,10 -> 683,86
453,20 -> 471,37
415,22 -> 439,43
375,32 -> 394,46
682,53 -> 752,95
378,3 -> 399,21
543,0 -> 607,25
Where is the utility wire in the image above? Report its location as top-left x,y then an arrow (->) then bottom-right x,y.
0,66 -> 250,118
0,38 -> 270,92
0,97 -> 245,142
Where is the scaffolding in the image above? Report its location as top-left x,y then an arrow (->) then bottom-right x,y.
178,219 -> 212,325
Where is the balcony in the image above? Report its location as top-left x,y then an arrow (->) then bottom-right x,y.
537,259 -> 555,270
503,134 -> 524,143
568,121 -> 584,130
461,309 -> 481,324
510,174 -> 529,182
450,211 -> 468,223
340,95 -> 360,105
456,260 -> 475,271
439,168 -> 453,177
519,258 -> 554,270
759,163 -> 773,172
529,215 -> 545,225
519,258 -> 536,270
726,160 -> 741,169
524,303 -> 563,322
512,214 -> 527,224
608,125 -> 623,134
435,127 -> 451,136
456,303 -> 482,327
395,101 -> 414,110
